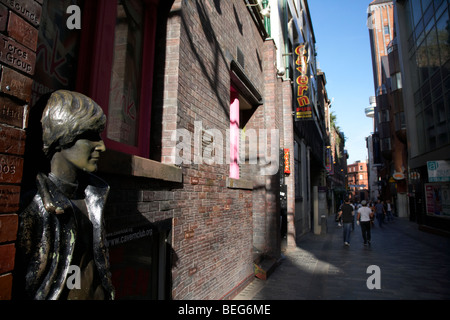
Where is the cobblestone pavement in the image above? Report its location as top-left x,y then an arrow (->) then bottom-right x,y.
234,216 -> 450,300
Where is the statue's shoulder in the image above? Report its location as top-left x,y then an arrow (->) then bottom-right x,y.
20,173 -> 57,218
83,172 -> 110,198
19,188 -> 49,223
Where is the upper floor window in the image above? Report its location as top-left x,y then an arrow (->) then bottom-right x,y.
78,0 -> 160,158
381,137 -> 392,151
229,61 -> 262,179
107,0 -> 146,149
391,72 -> 402,91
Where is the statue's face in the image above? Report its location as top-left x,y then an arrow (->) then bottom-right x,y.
60,133 -> 106,173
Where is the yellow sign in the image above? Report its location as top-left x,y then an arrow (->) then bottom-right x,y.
294,44 -> 312,120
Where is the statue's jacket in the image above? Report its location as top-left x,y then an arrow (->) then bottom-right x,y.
16,172 -> 115,300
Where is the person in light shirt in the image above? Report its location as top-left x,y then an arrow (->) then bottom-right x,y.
357,200 -> 374,246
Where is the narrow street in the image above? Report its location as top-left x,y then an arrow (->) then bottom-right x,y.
1,0 -> 449,302
235,215 -> 450,300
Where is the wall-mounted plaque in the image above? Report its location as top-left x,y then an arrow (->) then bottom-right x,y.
0,0 -> 41,26
0,96 -> 25,128
0,36 -> 36,75
0,185 -> 20,213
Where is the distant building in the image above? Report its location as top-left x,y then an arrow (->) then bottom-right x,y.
347,161 -> 369,202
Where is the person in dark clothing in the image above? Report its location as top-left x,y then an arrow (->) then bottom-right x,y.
374,199 -> 386,228
337,198 -> 354,246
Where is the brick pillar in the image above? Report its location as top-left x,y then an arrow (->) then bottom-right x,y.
0,0 -> 42,300
261,39 -> 281,259
282,80 -> 296,248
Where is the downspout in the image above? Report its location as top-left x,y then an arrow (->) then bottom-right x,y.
282,0 -> 290,79
262,0 -> 271,37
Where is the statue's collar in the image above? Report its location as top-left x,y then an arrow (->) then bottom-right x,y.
37,172 -> 109,215
48,173 -> 80,199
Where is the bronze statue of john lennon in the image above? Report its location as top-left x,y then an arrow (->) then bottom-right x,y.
15,90 -> 115,300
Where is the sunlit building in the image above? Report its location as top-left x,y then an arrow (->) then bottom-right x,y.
368,0 -> 409,217
395,0 -> 450,233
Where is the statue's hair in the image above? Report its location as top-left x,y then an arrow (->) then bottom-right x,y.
41,90 -> 106,157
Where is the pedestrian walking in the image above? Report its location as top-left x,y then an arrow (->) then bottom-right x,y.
353,201 -> 361,231
337,198 -> 354,246
357,200 -> 374,246
374,199 -> 386,227
336,200 -> 343,227
385,199 -> 394,221
369,200 -> 375,227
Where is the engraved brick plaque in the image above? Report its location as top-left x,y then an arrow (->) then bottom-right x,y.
7,12 -> 39,51
0,154 -> 23,184
0,96 -> 25,128
0,185 -> 20,213
0,36 -> 36,75
0,0 -> 41,26
0,66 -> 33,102
0,124 -> 26,155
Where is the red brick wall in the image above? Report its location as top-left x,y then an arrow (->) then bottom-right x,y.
0,0 -> 288,300
0,0 -> 42,300
282,80 -> 295,248
0,0 -> 289,300
173,1 -> 263,299
102,0 -> 285,300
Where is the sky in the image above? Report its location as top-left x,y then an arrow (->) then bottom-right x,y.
308,0 -> 376,164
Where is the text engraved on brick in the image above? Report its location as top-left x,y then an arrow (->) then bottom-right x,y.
0,36 -> 36,75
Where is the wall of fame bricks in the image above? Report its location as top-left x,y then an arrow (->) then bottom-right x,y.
0,0 -> 42,300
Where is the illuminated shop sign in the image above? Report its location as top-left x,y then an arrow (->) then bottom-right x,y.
284,148 -> 290,174
427,160 -> 450,182
294,43 -> 312,121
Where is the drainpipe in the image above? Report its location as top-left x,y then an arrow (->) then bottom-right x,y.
262,0 -> 271,37
282,0 -> 290,79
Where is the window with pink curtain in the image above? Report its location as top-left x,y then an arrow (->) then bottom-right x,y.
230,86 -> 240,179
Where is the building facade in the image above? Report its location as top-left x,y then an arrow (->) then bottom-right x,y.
394,0 -> 450,232
1,0 -> 334,300
0,0 -> 42,300
328,114 -> 348,213
289,0 -> 328,239
365,96 -> 381,202
263,0 -> 331,241
0,0 -> 317,300
368,0 -> 409,217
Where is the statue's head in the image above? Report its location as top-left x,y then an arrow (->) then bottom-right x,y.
41,90 -> 106,158
41,90 -> 106,174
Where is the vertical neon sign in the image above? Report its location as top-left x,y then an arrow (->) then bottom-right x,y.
294,44 -> 312,120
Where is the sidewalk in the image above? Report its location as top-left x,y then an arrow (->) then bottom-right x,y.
234,215 -> 450,300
